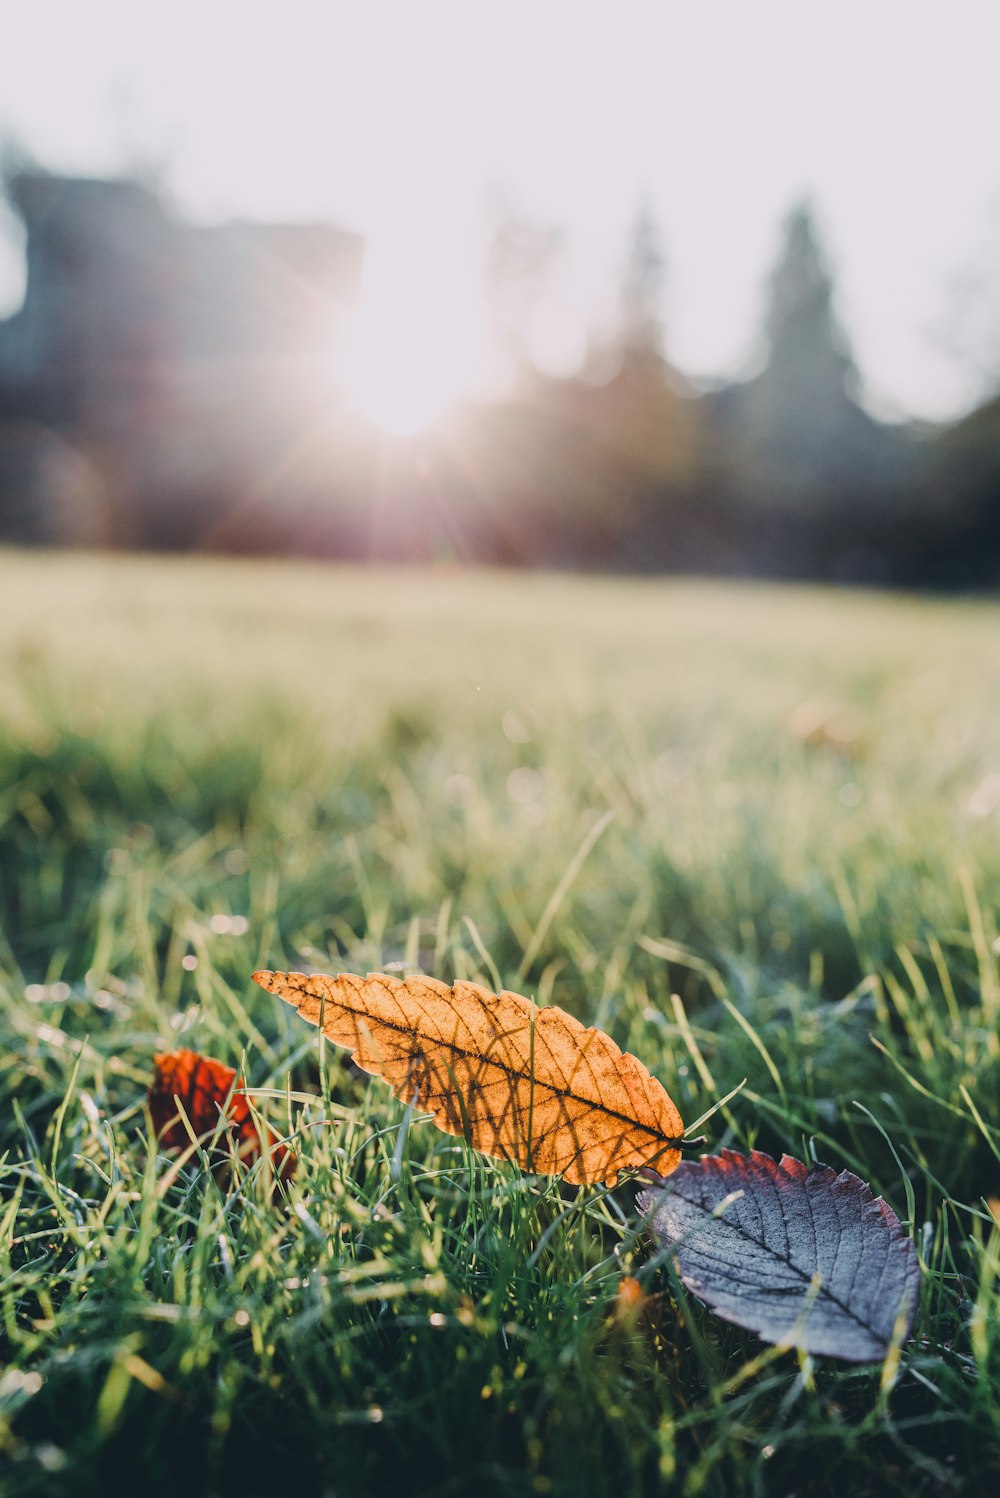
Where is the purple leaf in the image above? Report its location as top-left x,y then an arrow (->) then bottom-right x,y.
638,1148 -> 920,1363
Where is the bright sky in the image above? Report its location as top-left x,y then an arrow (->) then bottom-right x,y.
2,0 -> 999,423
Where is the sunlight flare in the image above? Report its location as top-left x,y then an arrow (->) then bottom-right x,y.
334,241 -> 488,436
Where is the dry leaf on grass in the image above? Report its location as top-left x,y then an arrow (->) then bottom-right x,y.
149,1049 -> 295,1180
639,1148 -> 919,1362
253,970 -> 684,1185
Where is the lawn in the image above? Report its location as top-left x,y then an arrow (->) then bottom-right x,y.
1,549 -> 998,1497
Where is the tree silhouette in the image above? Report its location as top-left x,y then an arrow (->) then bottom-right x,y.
482,199 -> 563,381
618,202 -> 667,374
758,199 -> 856,414
720,196 -> 898,504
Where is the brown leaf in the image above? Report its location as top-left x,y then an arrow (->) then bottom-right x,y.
253,970 -> 684,1185
149,1049 -> 295,1180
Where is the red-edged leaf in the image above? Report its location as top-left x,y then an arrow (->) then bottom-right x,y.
149,1049 -> 295,1180
638,1148 -> 919,1362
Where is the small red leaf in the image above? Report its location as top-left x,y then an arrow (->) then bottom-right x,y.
638,1148 -> 919,1362
149,1049 -> 295,1180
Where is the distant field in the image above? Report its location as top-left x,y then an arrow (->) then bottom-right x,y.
1,550 -> 999,1497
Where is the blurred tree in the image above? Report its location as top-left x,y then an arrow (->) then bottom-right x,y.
695,199 -> 916,581
483,198 -> 563,381
934,193 -> 1000,404
926,391 -> 1000,583
711,200 -> 904,513
759,199 -> 857,414
618,201 -> 667,375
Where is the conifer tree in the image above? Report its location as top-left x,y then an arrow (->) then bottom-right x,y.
761,200 -> 856,407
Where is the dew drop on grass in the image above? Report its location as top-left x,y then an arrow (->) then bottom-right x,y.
209,913 -> 250,935
34,1444 -> 66,1473
507,767 -> 543,803
25,982 -> 71,1004
444,773 -> 477,806
502,709 -> 536,743
967,770 -> 1000,818
0,1370 -> 43,1397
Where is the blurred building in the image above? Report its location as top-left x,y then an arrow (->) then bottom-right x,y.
0,169 -> 363,546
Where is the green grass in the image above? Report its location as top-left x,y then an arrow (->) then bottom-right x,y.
1,549 -> 999,1497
